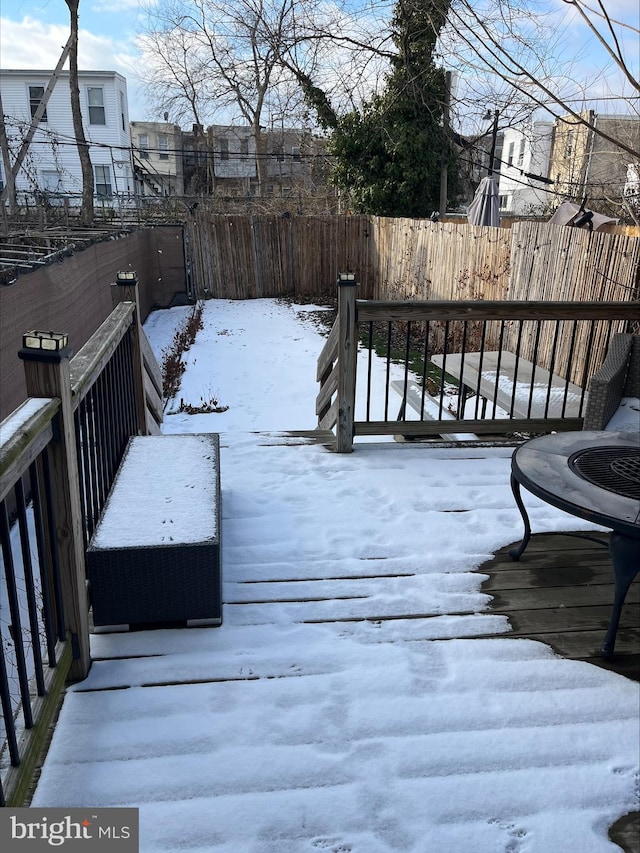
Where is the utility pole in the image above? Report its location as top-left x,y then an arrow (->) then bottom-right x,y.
0,89 -> 17,215
488,109 -> 499,176
439,70 -> 452,218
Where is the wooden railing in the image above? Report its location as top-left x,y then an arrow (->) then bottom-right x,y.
0,278 -> 162,806
317,278 -> 634,452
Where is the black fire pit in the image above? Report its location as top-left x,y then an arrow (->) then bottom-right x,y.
509,431 -> 640,659
570,447 -> 640,500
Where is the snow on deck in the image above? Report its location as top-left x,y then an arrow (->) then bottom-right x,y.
91,434 -> 219,548
30,300 -> 639,853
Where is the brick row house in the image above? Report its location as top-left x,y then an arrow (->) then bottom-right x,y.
131,122 -> 331,202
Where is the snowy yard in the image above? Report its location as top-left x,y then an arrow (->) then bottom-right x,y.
30,299 -> 639,853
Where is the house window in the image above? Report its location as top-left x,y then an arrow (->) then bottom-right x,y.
158,133 -> 169,160
219,138 -> 229,161
291,146 -> 301,161
94,164 -> 113,197
506,141 -> 515,166
29,86 -> 47,122
240,138 -> 249,156
564,131 -> 574,159
138,133 -> 150,159
499,194 -> 509,210
517,139 -> 525,168
274,146 -> 285,162
42,170 -> 62,192
87,87 -> 106,125
120,92 -> 126,131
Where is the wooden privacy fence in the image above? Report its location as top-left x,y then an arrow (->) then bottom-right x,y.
186,214 -> 373,300
317,278 -> 635,452
0,277 -> 161,806
184,214 -> 640,305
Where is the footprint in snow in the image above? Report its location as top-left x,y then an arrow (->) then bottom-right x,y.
311,838 -> 352,852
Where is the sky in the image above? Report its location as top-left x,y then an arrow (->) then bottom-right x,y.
1,0 -> 639,127
0,0 -> 153,118
17,296 -> 639,852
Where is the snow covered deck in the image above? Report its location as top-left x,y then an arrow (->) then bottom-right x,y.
32,434 -> 639,853
29,300 -> 639,853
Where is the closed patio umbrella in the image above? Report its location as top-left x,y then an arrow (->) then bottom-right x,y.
467,175 -> 501,226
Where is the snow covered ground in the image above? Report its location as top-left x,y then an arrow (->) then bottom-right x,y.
31,299 -> 639,852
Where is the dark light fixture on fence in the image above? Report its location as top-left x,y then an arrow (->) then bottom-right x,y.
573,210 -> 594,230
22,330 -> 69,351
116,270 -> 138,284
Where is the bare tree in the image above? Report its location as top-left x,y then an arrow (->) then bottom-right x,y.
65,0 -> 94,225
438,0 -> 640,159
140,0 -> 318,191
138,0 -> 639,213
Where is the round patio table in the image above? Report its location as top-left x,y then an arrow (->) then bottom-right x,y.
509,430 -> 640,659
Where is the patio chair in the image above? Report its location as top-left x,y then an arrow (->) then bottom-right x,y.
583,333 -> 640,430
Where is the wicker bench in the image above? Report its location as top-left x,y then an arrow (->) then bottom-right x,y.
583,334 -> 640,430
87,433 -> 222,631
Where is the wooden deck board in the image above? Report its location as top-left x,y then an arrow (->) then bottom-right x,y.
477,532 -> 640,682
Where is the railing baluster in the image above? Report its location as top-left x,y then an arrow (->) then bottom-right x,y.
0,498 -> 34,729
29,462 -> 57,668
103,359 -> 118,486
545,322 -> 562,418
15,479 -> 46,697
420,320 -> 430,418
562,320 -> 580,417
111,340 -> 125,454
123,334 -> 138,439
578,320 -> 599,415
510,321 -> 525,420
0,575 -> 21,770
366,322 -> 373,423
384,322 -> 392,422
492,322 -> 506,418
403,321 -> 412,405
457,321 -> 469,419
527,320 -> 543,418
96,378 -> 111,509
74,404 -> 89,547
41,449 -> 66,643
474,322 -> 488,419
118,336 -> 133,449
439,321 -> 450,418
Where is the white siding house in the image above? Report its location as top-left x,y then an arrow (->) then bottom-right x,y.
497,121 -> 553,215
0,69 -> 134,204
